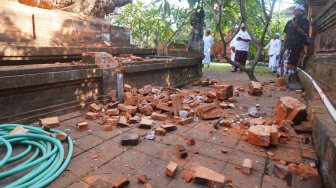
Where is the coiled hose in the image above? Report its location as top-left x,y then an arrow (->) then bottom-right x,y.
0,124 -> 73,188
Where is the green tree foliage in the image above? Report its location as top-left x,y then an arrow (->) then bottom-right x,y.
111,0 -> 191,52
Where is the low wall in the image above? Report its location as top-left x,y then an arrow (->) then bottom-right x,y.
0,57 -> 202,123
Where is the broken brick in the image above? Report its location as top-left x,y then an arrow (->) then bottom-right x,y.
106,109 -> 119,116
137,174 -> 147,183
219,102 -> 229,109
182,170 -> 194,183
118,116 -> 129,127
196,103 -> 217,115
207,91 -> 217,98
248,81 -> 263,96
139,119 -> 153,129
175,144 -> 188,159
249,118 -> 266,125
170,94 -> 183,116
248,125 -> 271,147
9,126 -> 29,134
124,92 -> 136,105
138,104 -> 153,116
88,103 -> 101,112
103,124 -> 113,131
269,125 -> 279,145
293,121 -> 312,133
53,132 -> 68,141
199,109 -> 222,120
242,159 -> 252,175
107,118 -> 119,126
155,128 -> 167,136
156,103 -> 173,112
123,84 -> 132,92
145,183 -> 152,188
77,122 -> 89,131
215,85 -> 233,100
112,176 -> 129,188
185,137 -> 195,146
274,96 -> 307,125
193,166 -> 225,187
121,133 -> 140,146
179,117 -> 194,125
85,112 -> 98,120
162,124 -> 177,132
118,104 -> 137,114
151,112 -> 168,121
166,161 -> 178,177
110,90 -> 117,101
40,116 -> 60,128
275,77 -> 286,87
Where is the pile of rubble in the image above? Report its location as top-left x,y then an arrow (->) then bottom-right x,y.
37,77 -> 321,187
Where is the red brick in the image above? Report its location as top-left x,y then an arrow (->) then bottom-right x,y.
162,124 -> 177,132
77,121 -> 89,131
182,170 -> 194,183
88,103 -> 101,112
155,128 -> 166,136
118,116 -> 129,127
124,92 -> 136,105
249,118 -> 266,125
9,126 -> 29,134
123,84 -> 132,92
139,119 -> 153,129
85,112 -> 98,120
219,102 -> 229,109
156,103 -> 173,112
270,125 -> 279,145
112,176 -> 129,188
293,121 -> 312,133
170,94 -> 183,116
105,109 -> 119,116
215,84 -> 233,100
137,174 -> 147,183
275,77 -> 286,87
288,163 -> 322,188
204,97 -> 214,103
118,104 -> 137,114
110,90 -> 117,101
138,103 -> 153,116
166,161 -> 178,177
199,109 -> 222,120
103,124 -> 113,131
179,117 -> 194,125
151,112 -> 168,121
242,159 -> 252,174
145,183 -> 152,188
193,166 -> 225,187
175,144 -> 188,159
274,96 -> 307,124
196,103 -> 217,115
207,91 -> 217,98
248,125 -> 271,147
107,118 -> 119,126
248,81 -> 263,96
121,133 -> 139,146
40,116 -> 60,128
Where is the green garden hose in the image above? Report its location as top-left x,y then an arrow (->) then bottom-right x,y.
0,124 -> 73,188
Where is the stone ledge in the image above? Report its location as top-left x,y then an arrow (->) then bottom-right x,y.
298,70 -> 336,188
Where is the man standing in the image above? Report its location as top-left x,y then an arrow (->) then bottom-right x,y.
231,23 -> 251,72
230,26 -> 239,71
278,4 -> 309,83
264,33 -> 282,72
202,29 -> 214,68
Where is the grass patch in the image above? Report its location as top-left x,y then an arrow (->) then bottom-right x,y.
202,62 -> 273,74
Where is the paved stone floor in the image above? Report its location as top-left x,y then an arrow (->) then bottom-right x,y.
1,70 -> 318,188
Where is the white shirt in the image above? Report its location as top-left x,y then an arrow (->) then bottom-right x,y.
230,35 -> 238,61
235,30 -> 251,51
264,39 -> 282,56
203,35 -> 214,52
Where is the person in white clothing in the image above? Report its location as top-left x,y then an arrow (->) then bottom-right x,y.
202,29 -> 214,68
264,33 -> 282,72
232,23 -> 251,72
230,26 -> 239,70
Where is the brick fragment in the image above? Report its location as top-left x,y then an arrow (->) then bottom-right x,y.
40,116 -> 60,128
88,103 -> 101,112
155,128 -> 166,136
249,118 -> 266,125
117,116 -> 128,127
185,137 -> 195,146
193,166 -> 225,187
103,124 -> 113,131
199,109 -> 222,120
107,118 -> 119,126
170,94 -> 183,116
138,104 -> 153,116
53,132 -> 68,141
145,183 -> 152,188
156,103 -> 173,112
121,133 -> 140,146
151,112 -> 168,121
9,126 -> 29,134
123,84 -> 132,92
175,144 -> 188,159
162,124 -> 177,132
275,77 -> 286,87
166,161 -> 178,177
215,85 -> 233,100
110,90 -> 117,101
112,176 -> 129,188
196,103 -> 217,115
248,81 -> 263,96
219,102 -> 229,109
293,121 -> 312,133
288,163 -> 322,188
179,117 -> 194,125
85,112 -> 98,120
77,121 -> 89,131
207,91 -> 217,98
242,159 -> 252,174
248,125 -> 271,147
106,109 -> 119,116
182,170 -> 194,183
118,104 -> 137,114
137,174 -> 147,183
274,96 -> 307,124
124,92 -> 136,105
139,119 -> 153,129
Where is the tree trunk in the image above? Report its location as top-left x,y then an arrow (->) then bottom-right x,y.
247,69 -> 258,81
